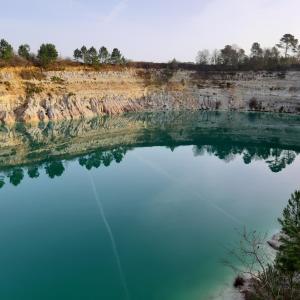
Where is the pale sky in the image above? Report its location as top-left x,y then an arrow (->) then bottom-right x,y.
1,0 -> 300,62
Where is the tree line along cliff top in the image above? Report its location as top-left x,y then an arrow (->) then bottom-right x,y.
1,33 -> 300,72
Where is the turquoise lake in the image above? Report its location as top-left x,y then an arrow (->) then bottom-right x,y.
0,111 -> 300,300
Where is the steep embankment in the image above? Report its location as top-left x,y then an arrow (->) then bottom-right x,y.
0,66 -> 300,123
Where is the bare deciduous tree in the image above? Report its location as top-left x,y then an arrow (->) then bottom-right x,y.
196,49 -> 210,65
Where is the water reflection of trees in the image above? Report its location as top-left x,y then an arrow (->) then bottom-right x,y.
0,142 -> 298,190
0,175 -> 5,189
193,145 -> 298,173
0,111 -> 300,190
8,168 -> 24,186
0,146 -> 129,188
78,147 -> 128,170
45,161 -> 65,178
28,166 -> 39,178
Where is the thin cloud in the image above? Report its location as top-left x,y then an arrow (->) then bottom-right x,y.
102,0 -> 128,24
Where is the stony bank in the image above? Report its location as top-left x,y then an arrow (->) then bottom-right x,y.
0,65 -> 300,123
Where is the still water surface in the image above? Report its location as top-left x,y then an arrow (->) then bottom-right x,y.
0,112 -> 300,300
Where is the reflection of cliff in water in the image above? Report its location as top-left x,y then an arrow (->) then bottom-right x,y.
1,111 -> 300,188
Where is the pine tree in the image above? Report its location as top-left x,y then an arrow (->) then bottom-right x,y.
110,48 -> 122,64
87,47 -> 99,65
37,43 -> 58,66
99,46 -> 110,63
73,48 -> 82,61
276,191 -> 300,274
250,42 -> 263,58
277,34 -> 299,58
18,44 -> 30,60
0,39 -> 13,60
80,46 -> 88,63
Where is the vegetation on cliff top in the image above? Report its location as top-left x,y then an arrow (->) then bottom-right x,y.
196,33 -> 300,70
1,33 -> 300,71
0,38 -> 126,68
73,46 -> 125,65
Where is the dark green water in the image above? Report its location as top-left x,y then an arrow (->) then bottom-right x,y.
0,111 -> 300,300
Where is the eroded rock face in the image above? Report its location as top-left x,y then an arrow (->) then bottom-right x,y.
0,67 -> 300,123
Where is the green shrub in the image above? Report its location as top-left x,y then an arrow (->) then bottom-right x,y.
25,83 -> 44,97
50,76 -> 65,84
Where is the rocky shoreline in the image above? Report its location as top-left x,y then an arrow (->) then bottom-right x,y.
1,66 -> 300,123
235,232 -> 285,300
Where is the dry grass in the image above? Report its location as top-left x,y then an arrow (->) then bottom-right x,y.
20,69 -> 46,80
0,56 -> 33,68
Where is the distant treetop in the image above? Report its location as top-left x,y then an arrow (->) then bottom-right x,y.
72,45 -> 125,65
1,33 -> 300,70
37,43 -> 58,66
195,33 -> 300,70
0,39 -> 13,60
